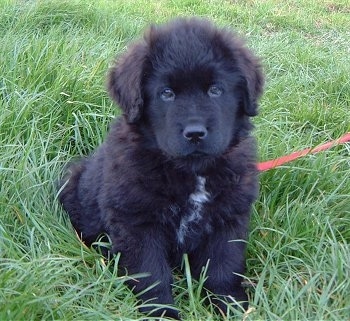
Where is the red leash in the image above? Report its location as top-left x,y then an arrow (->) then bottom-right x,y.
257,132 -> 350,172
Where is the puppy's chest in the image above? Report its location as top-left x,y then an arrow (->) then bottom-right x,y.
167,176 -> 212,245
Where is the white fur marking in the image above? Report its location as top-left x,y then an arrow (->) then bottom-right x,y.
177,176 -> 210,244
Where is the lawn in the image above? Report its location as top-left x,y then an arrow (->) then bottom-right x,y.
0,0 -> 349,320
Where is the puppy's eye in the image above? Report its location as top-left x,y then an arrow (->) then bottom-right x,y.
160,88 -> 176,102
207,85 -> 223,98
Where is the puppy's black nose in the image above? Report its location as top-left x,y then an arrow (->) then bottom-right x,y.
183,124 -> 208,143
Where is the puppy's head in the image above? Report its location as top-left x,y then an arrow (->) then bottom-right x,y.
108,18 -> 264,160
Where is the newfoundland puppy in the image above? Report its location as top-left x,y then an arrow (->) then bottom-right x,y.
59,18 -> 263,319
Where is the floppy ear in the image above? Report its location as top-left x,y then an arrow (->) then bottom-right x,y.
107,42 -> 149,123
237,48 -> 264,117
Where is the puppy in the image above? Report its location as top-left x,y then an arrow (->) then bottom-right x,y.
59,18 -> 263,319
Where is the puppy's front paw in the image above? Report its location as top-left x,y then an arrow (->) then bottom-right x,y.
210,289 -> 248,316
140,305 -> 180,320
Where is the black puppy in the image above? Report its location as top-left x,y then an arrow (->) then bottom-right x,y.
59,18 -> 263,319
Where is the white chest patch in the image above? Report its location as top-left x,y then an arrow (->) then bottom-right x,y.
177,176 -> 210,244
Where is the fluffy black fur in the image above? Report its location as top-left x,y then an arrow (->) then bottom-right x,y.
59,18 -> 264,319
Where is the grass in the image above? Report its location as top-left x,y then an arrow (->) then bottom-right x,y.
0,0 -> 349,320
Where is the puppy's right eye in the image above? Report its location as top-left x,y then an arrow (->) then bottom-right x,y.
207,85 -> 223,98
160,88 -> 176,102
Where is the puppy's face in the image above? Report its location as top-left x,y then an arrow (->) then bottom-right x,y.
108,18 -> 264,164
144,64 -> 243,158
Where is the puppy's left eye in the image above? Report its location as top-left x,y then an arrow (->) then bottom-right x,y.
207,85 -> 223,98
160,88 -> 176,102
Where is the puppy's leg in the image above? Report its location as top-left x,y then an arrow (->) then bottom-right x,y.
189,227 -> 249,314
58,161 -> 105,246
109,222 -> 180,319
